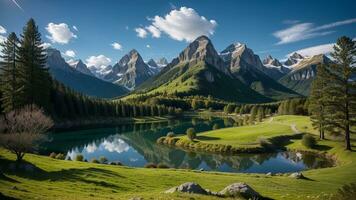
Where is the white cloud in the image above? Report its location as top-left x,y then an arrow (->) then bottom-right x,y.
111,42 -> 123,50
274,18 -> 356,45
135,27 -> 148,38
0,25 -> 6,34
146,25 -> 161,38
64,50 -> 76,58
46,23 -> 77,44
40,42 -> 51,49
72,25 -> 78,31
102,138 -> 129,153
85,55 -> 111,68
150,7 -> 217,42
287,43 -> 335,57
146,44 -> 151,48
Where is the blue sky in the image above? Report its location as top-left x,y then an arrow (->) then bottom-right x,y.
0,0 -> 355,67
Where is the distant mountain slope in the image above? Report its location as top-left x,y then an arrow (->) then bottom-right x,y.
46,48 -> 128,98
279,54 -> 331,96
135,36 -> 270,103
104,49 -> 153,90
262,55 -> 290,80
220,43 -> 300,100
67,59 -> 94,76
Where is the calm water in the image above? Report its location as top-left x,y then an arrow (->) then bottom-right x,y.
39,117 -> 333,173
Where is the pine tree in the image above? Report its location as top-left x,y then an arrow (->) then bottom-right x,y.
17,18 -> 51,110
250,106 -> 258,124
309,64 -> 329,139
324,36 -> 356,150
0,32 -> 23,112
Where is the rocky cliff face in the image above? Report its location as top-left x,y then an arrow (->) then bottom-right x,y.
104,49 -> 152,90
68,59 -> 93,76
176,35 -> 229,75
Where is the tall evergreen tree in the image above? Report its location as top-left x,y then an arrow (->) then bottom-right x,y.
309,64 -> 329,139
0,32 -> 23,112
325,36 -> 356,150
17,18 -> 51,110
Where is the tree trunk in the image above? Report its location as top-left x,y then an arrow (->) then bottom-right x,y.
345,126 -> 351,150
320,127 -> 325,140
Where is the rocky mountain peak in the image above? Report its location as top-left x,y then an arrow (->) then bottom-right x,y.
220,43 -> 265,73
156,57 -> 168,67
263,55 -> 282,67
177,35 -> 228,74
147,59 -> 158,68
68,59 -> 93,76
290,52 -> 304,60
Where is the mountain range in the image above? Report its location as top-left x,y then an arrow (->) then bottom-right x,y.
46,48 -> 128,98
45,35 -> 328,102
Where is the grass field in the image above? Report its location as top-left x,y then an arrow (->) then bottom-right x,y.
178,118 -> 294,146
1,115 -> 356,200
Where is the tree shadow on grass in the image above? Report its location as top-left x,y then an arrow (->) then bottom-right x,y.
313,144 -> 332,151
0,157 -> 127,190
0,192 -> 19,200
196,135 -> 220,141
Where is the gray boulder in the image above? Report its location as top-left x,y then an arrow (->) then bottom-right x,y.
165,182 -> 208,195
289,172 -> 305,179
219,182 -> 260,199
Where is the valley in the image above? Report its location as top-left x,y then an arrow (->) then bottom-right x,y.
0,2 -> 355,200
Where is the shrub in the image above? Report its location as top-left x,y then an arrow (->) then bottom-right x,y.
55,153 -> 65,160
212,124 -> 220,130
166,132 -> 175,137
258,138 -> 273,149
91,158 -> 99,163
75,154 -> 84,161
144,163 -> 157,168
99,156 -> 108,164
186,128 -> 196,141
302,134 -> 317,148
0,105 -> 53,161
49,152 -> 57,158
157,163 -> 169,168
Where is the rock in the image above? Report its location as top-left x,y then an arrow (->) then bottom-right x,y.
289,172 -> 305,179
266,172 -> 273,176
128,197 -> 143,200
199,168 -> 205,171
165,182 -> 208,195
219,182 -> 260,199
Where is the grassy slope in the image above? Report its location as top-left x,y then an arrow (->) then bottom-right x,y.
1,115 -> 356,200
125,61 -> 270,103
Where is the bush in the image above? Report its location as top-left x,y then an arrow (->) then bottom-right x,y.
258,138 -> 273,149
157,163 -> 169,168
302,134 -> 317,148
99,156 -> 108,164
91,158 -> 99,163
49,152 -> 57,158
75,154 -> 84,161
144,163 -> 157,168
212,124 -> 220,130
55,153 -> 65,160
186,128 -> 196,141
166,132 -> 175,137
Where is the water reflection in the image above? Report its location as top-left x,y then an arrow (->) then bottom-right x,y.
40,117 -> 333,173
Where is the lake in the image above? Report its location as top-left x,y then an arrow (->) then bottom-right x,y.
39,117 -> 333,173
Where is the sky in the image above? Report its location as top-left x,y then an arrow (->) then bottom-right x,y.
0,0 -> 355,68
